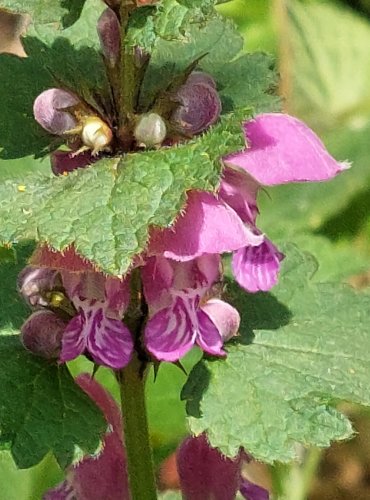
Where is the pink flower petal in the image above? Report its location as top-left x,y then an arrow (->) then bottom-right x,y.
86,310 -> 133,369
232,238 -> 284,293
148,191 -> 263,262
177,434 -> 241,500
201,299 -> 240,342
219,167 -> 259,225
60,314 -> 86,362
225,113 -> 350,186
60,304 -> 134,369
144,297 -> 196,362
196,309 -> 226,356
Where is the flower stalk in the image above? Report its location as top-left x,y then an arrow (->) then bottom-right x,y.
118,356 -> 157,500
119,2 -> 139,141
118,268 -> 157,500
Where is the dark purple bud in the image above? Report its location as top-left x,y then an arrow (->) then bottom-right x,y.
97,8 -> 120,67
20,310 -> 66,359
51,150 -> 97,176
186,71 -> 217,89
171,76 -> 222,136
18,266 -> 59,308
33,88 -> 79,135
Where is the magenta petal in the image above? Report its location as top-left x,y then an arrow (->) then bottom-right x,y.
232,239 -> 284,293
144,298 -> 195,362
196,309 -> 226,356
60,314 -> 86,362
219,167 -> 259,225
148,191 -> 263,261
141,256 -> 174,314
201,299 -> 240,342
240,478 -> 270,500
60,306 -> 133,369
177,434 -> 241,500
86,309 -> 133,369
105,276 -> 130,316
225,113 -> 350,185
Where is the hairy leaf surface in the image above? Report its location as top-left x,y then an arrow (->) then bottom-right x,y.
0,113 -> 245,275
183,245 -> 370,462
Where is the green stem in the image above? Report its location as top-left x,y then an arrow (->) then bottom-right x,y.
270,447 -> 323,500
119,3 -> 137,128
118,357 -> 157,500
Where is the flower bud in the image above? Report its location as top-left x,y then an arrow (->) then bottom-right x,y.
186,71 -> 216,89
134,113 -> 167,147
33,88 -> 80,135
201,298 -> 240,342
171,75 -> 221,136
18,266 -> 59,308
20,310 -> 66,359
97,8 -> 120,67
81,116 -> 113,155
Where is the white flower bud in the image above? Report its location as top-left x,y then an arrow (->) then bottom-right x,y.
134,113 -> 167,147
81,116 -> 113,155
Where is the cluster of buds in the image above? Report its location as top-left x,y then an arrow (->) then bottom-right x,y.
32,4 -> 223,175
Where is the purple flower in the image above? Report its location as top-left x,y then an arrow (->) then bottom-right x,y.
60,271 -> 134,369
43,374 -> 129,500
149,113 -> 349,293
142,254 -> 239,361
177,434 -> 270,500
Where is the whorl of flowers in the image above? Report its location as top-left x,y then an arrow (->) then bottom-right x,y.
25,4 -> 349,371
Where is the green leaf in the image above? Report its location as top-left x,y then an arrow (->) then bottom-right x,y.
141,14 -> 279,114
287,0 -> 370,131
126,0 -> 217,51
182,244 -> 370,462
0,243 -> 34,335
0,335 -> 106,469
0,112 -> 245,275
0,0 -> 87,28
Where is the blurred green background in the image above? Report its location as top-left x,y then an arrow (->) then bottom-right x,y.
1,0 -> 370,498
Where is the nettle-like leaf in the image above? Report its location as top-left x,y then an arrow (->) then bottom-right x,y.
0,336 -> 106,469
182,245 -> 370,463
140,15 -> 279,114
126,0 -> 217,51
0,0 -> 87,28
0,112 -> 245,275
0,246 -> 106,469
